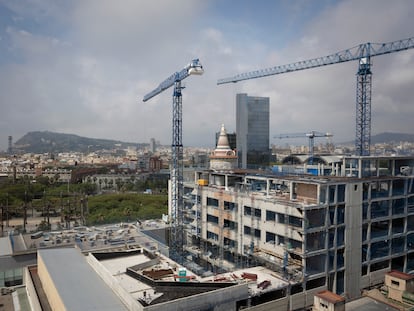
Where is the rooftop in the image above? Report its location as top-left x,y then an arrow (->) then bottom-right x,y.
38,248 -> 128,311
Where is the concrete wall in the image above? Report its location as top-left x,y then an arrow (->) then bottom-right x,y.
86,253 -> 144,311
37,252 -> 66,311
144,283 -> 249,311
24,267 -> 42,311
243,286 -> 326,311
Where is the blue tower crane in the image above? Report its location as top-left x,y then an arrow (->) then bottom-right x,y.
275,131 -> 333,163
143,59 -> 203,263
218,37 -> 414,156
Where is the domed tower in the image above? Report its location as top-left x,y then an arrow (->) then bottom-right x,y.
210,124 -> 238,171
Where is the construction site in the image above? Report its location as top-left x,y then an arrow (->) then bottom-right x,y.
141,37 -> 414,310
1,36 -> 414,310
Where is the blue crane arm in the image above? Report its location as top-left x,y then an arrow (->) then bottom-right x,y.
143,59 -> 203,102
217,37 -> 414,85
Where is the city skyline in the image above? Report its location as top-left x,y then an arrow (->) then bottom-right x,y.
1,1 -> 414,151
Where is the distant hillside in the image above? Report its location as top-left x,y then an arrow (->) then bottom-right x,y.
14,131 -> 146,153
370,132 -> 414,144
340,132 -> 414,145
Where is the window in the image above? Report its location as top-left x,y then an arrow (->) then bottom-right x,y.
329,186 -> 336,203
392,179 -> 405,196
207,214 -> 218,224
244,206 -> 252,216
289,216 -> 302,228
266,210 -> 276,221
371,200 -> 389,218
244,226 -> 251,235
320,186 -> 327,204
392,198 -> 405,215
266,232 -> 276,244
207,231 -> 218,241
207,197 -> 219,207
224,201 -> 237,211
337,205 -> 345,224
254,208 -> 262,219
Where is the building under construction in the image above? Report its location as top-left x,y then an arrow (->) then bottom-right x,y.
181,125 -> 414,304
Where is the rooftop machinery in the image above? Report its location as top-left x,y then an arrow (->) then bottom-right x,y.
143,59 -> 204,263
275,131 -> 333,162
218,37 -> 414,156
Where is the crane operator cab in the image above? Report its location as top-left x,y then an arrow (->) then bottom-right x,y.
187,59 -> 204,75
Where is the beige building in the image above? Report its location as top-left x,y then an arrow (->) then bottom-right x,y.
182,155 -> 414,309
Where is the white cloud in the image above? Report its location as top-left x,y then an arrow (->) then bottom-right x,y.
0,0 -> 413,151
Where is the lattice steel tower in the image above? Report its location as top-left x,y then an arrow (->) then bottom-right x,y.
143,59 -> 203,262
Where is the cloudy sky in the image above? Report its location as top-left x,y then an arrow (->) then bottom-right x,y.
1,0 -> 413,151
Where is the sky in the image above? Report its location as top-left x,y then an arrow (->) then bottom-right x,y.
0,0 -> 413,151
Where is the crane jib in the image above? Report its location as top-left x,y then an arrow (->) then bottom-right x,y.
217,37 -> 414,84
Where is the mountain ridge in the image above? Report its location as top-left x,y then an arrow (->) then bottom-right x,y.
14,131 -> 146,153
12,130 -> 414,154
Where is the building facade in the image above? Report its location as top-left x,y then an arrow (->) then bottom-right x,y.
236,93 -> 270,169
183,155 -> 414,308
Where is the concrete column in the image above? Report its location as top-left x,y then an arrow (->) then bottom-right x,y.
344,182 -> 363,299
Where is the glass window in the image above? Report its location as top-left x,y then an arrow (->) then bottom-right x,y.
207,214 -> 219,224
371,260 -> 389,272
392,179 -> 406,196
289,216 -> 302,228
371,221 -> 389,239
224,201 -> 237,211
328,229 -> 335,248
362,224 -> 368,242
329,206 -> 335,225
408,215 -> 414,231
320,186 -> 327,204
337,249 -> 344,269
337,227 -> 344,246
254,208 -> 262,219
392,218 -> 404,234
266,210 -> 276,222
362,203 -> 368,220
207,197 -> 219,207
244,226 -> 251,235
371,240 -> 390,259
371,181 -> 389,198
337,184 -> 345,202
266,232 -> 276,244
392,198 -> 405,215
371,200 -> 389,218
329,186 -> 336,204
337,205 -> 345,224
244,206 -> 252,216
392,237 -> 404,254
362,244 -> 368,262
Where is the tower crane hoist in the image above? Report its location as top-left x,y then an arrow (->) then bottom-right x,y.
275,131 -> 333,162
143,59 -> 204,263
218,37 -> 414,156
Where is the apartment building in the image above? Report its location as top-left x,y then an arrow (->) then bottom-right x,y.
183,155 -> 414,307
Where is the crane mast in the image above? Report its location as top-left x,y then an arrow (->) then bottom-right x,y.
143,59 -> 203,263
218,37 -> 414,156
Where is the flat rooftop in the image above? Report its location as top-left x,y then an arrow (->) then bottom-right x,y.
38,248 -> 128,311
